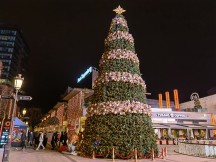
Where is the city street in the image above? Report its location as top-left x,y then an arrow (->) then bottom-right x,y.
0,146 -> 215,162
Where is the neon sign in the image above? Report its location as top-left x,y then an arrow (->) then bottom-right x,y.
77,67 -> 92,83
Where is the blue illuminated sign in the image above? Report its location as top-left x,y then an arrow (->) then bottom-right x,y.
77,67 -> 92,83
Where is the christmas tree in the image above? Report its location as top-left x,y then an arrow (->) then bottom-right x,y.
80,6 -> 158,158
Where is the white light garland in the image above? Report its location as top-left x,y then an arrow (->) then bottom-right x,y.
87,100 -> 151,116
110,16 -> 128,28
105,31 -> 134,44
99,49 -> 139,66
94,71 -> 146,88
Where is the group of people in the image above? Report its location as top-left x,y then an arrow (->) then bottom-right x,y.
19,130 -> 48,150
19,130 -> 68,151
51,131 -> 68,150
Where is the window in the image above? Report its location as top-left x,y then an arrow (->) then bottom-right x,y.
0,41 -> 15,47
0,47 -> 13,53
0,36 -> 15,41
0,30 -> 16,35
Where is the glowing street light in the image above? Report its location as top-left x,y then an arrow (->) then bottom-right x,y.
22,108 -> 27,116
10,74 -> 24,140
14,74 -> 24,90
2,74 -> 24,162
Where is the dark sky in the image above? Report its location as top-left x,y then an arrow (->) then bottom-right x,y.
0,0 -> 215,113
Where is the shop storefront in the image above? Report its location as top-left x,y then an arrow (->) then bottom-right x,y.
152,108 -> 216,139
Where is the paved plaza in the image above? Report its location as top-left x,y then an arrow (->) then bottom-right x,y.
0,145 -> 214,162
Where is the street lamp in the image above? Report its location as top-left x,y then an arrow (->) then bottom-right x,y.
9,74 -> 24,143
22,108 -> 27,116
2,74 -> 24,162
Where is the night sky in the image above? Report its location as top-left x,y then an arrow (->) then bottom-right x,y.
0,0 -> 215,113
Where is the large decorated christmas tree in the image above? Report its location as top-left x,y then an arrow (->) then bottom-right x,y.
80,6 -> 158,158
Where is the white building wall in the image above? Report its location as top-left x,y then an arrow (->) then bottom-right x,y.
180,94 -> 216,113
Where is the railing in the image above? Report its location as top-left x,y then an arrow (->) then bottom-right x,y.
92,146 -> 168,161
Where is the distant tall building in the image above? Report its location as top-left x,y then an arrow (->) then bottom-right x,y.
0,25 -> 29,85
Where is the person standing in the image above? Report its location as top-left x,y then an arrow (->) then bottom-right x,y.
63,131 -> 67,146
36,132 -> 45,150
42,132 -> 48,148
51,132 -> 56,150
59,131 -> 64,147
21,130 -> 27,150
34,131 -> 39,148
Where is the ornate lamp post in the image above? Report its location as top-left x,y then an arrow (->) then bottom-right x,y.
9,74 -> 24,138
2,74 -> 24,162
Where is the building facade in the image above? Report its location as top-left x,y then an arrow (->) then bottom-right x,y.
0,25 -> 29,85
180,94 -> 216,113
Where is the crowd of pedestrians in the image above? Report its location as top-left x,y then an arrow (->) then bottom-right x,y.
18,130 -> 68,151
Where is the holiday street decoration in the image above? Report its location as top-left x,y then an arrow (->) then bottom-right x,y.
66,90 -> 83,145
80,6 -> 158,158
190,92 -> 202,109
56,104 -> 64,126
48,116 -> 59,125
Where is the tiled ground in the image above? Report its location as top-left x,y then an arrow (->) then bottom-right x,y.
0,145 -> 215,162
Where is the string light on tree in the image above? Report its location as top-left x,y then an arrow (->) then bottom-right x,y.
80,6 -> 158,158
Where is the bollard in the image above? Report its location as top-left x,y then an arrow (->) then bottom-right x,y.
151,148 -> 155,161
92,151 -> 95,159
112,146 -> 115,162
134,148 -> 138,162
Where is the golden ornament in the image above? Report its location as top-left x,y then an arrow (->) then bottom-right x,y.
113,5 -> 126,15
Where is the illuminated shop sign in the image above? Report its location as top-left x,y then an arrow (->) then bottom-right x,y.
156,113 -> 187,118
77,67 -> 92,83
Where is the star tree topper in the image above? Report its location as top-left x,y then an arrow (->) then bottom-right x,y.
113,5 -> 126,15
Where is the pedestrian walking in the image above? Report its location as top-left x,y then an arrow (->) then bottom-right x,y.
21,130 -> 27,150
28,131 -> 34,146
36,132 -> 45,150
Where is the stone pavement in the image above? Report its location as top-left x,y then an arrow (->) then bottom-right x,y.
1,146 -> 215,162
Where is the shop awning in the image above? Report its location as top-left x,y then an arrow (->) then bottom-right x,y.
163,124 -> 188,129
153,123 -> 170,128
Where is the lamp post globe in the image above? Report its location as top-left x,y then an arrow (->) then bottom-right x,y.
14,74 -> 24,90
22,108 -> 27,116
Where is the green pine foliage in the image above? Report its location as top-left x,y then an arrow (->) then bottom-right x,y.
109,23 -> 129,33
100,59 -> 141,75
93,81 -> 146,103
80,10 -> 158,158
81,114 -> 158,158
105,39 -> 135,52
